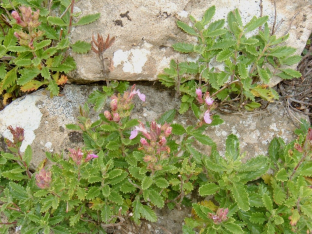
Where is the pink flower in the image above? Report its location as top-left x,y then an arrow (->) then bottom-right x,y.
36,168 -> 52,189
164,126 -> 172,137
129,85 -> 146,102
11,11 -> 26,27
110,98 -> 118,111
113,113 -> 121,122
85,153 -> 98,163
68,148 -> 83,165
196,88 -> 204,104
129,123 -> 151,140
104,110 -> 112,120
140,138 -> 149,146
130,129 -> 138,139
205,96 -> 214,106
204,110 -> 212,124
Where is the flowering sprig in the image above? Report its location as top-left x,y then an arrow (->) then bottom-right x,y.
208,208 -> 229,224
68,148 -> 98,166
104,85 -> 145,123
196,88 -> 214,124
130,121 -> 172,172
35,168 -> 52,189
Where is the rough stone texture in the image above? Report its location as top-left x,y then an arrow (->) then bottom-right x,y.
0,84 -> 309,170
70,0 -> 312,86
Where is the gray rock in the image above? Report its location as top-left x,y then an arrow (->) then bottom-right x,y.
0,84 -> 309,169
70,0 -> 312,86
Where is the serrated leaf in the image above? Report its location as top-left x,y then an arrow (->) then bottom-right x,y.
216,49 -> 233,62
155,178 -> 169,188
69,213 -> 80,226
39,23 -> 58,40
201,6 -> 215,25
141,204 -> 157,222
279,68 -> 301,78
17,68 -> 41,86
204,28 -> 227,37
3,29 -> 16,48
41,67 -> 50,79
281,55 -> 302,65
245,45 -> 258,55
223,222 -> 244,234
7,46 -> 30,52
106,141 -> 120,150
177,21 -> 198,36
301,204 -> 312,218
71,40 -> 91,54
211,39 -> 236,50
276,168 -> 288,181
66,124 -> 81,131
244,16 -> 268,32
75,13 -> 100,26
108,171 -> 127,185
157,109 -> 176,125
272,179 -> 286,205
2,66 -> 17,90
230,182 -> 249,211
269,46 -> 296,58
300,162 -> 312,176
22,145 -> 32,166
76,187 -> 86,200
262,193 -> 273,211
34,40 -> 51,51
241,37 -> 259,45
173,43 -> 194,53
225,134 -> 239,161
208,19 -> 225,31
192,132 -> 215,146
108,169 -> 123,179
250,212 -> 266,224
102,184 -> 110,197
192,203 -> 211,220
171,124 -> 186,135
9,182 -> 28,200
108,190 -> 123,205
15,59 -> 32,66
257,66 -> 270,84
238,63 -> 248,79
142,176 -> 153,190
47,16 -> 67,26
101,204 -> 111,222
86,187 -> 101,200
199,183 -> 219,196
149,189 -> 164,208
100,124 -> 118,131
48,79 -> 59,96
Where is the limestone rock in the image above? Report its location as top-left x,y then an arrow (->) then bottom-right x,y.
0,84 -> 309,169
70,0 -> 312,86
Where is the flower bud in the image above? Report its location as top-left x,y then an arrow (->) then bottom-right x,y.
196,88 -> 204,104
155,164 -> 162,171
14,32 -> 20,39
159,136 -> 167,146
113,113 -> 121,122
85,153 -> 98,163
36,168 -> 52,189
140,138 -> 149,146
11,11 -> 26,27
164,126 -> 172,137
204,110 -> 212,124
110,98 -> 118,111
143,155 -> 152,162
104,110 -> 112,120
205,96 -> 214,106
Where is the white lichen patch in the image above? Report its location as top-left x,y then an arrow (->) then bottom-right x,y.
0,94 -> 43,152
113,42 -> 152,74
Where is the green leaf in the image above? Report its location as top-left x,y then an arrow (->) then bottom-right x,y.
276,168 -> 288,181
238,63 -> 248,79
2,66 -> 17,89
86,187 -> 101,200
74,13 -> 101,26
39,23 -> 58,40
269,46 -> 296,58
272,179 -> 286,205
171,124 -> 186,135
155,178 -> 169,188
47,16 -> 67,26
241,37 -> 259,45
157,109 -> 176,125
281,55 -> 302,65
199,183 -> 219,196
9,182 -> 28,200
76,187 -> 86,200
101,204 -> 111,223
250,212 -> 266,224
17,68 -> 41,86
23,145 -> 32,166
192,131 -> 215,146
225,134 -> 239,161
223,222 -> 244,234
204,28 -> 227,37
108,190 -> 123,205
141,205 -> 157,222
108,169 -> 123,179
100,124 -> 118,131
177,21 -> 198,36
66,124 -> 81,131
15,59 -> 32,66
257,66 -> 270,84
301,204 -> 312,218
69,213 -> 80,226
216,49 -> 233,62
0,63 -> 6,79
208,19 -> 225,31
48,79 -> 59,96
230,182 -> 249,211
3,29 -> 17,48
172,43 -> 194,53
245,45 -> 258,55
300,162 -> 312,176
108,171 -> 127,185
71,40 -> 91,54
149,189 -> 164,208
262,193 -> 273,211
7,46 -> 30,52
201,6 -> 216,25
244,16 -> 268,32
279,68 -> 301,78
34,40 -> 51,51
106,141 -> 120,151
101,184 -> 110,197
245,102 -> 261,111
142,176 -> 153,190
210,39 -> 236,50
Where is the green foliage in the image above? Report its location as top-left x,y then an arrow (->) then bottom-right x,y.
158,6 -> 301,112
0,0 -> 99,103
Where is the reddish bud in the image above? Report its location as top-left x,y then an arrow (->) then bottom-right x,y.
36,168 -> 52,189
110,98 -> 118,111
164,126 -> 172,137
104,110 -> 112,120
68,148 -> 83,165
113,113 -> 121,122
196,88 -> 204,104
85,153 -> 98,163
159,136 -> 167,146
143,155 -> 152,162
140,138 -> 149,146
294,143 -> 303,153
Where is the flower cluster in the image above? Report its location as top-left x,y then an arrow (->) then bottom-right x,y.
196,88 -> 214,124
4,126 -> 25,148
35,168 -> 52,189
11,6 -> 43,49
104,85 -> 145,123
208,208 -> 229,224
130,121 -> 172,171
68,148 -> 98,166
